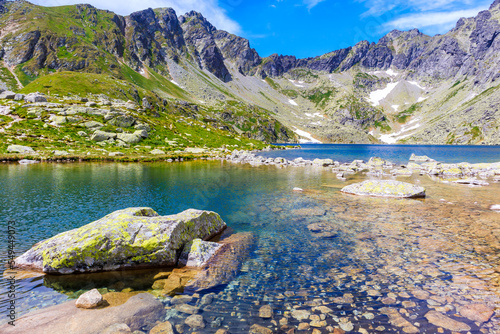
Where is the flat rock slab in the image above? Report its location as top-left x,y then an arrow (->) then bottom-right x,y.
15,207 -> 226,274
0,293 -> 163,334
341,180 -> 426,198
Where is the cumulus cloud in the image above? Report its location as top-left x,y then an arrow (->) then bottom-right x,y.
30,0 -> 242,34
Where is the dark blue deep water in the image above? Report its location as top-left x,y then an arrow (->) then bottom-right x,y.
0,145 -> 499,333
263,144 -> 500,165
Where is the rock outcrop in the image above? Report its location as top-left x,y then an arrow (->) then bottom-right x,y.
341,180 -> 426,198
15,207 -> 227,274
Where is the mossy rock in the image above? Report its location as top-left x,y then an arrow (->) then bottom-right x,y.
15,207 -> 226,274
341,180 -> 425,198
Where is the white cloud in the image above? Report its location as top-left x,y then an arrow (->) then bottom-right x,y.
384,7 -> 487,32
303,0 -> 326,10
360,0 -> 480,17
30,0 -> 242,34
358,0 -> 490,35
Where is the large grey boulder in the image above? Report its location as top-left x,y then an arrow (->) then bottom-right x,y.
83,121 -> 104,129
91,130 -> 117,142
0,90 -> 16,99
341,180 -> 426,198
313,158 -> 334,167
49,115 -> 67,125
134,123 -> 151,132
7,145 -> 35,153
116,132 -> 142,144
24,93 -> 47,103
15,208 -> 226,274
150,149 -> 165,155
108,115 -> 136,128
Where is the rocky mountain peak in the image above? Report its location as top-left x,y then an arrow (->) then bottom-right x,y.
180,10 -> 231,82
179,11 -> 217,34
490,0 -> 500,9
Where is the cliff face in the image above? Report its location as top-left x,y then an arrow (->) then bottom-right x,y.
0,0 -> 500,144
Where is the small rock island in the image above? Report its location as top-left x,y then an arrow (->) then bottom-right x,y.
341,180 -> 426,198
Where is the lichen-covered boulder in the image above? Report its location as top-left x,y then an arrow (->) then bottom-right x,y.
91,130 -> 117,142
367,156 -> 387,167
7,145 -> 35,153
15,208 -> 226,274
341,180 -> 425,198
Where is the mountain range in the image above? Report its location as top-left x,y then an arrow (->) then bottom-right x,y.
1,0 -> 500,145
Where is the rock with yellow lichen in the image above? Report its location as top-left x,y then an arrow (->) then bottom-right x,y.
14,207 -> 226,274
341,180 -> 426,198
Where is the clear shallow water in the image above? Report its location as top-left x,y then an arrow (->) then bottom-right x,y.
0,157 -> 499,333
262,144 -> 500,165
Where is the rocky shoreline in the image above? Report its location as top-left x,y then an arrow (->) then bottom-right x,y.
225,150 -> 500,185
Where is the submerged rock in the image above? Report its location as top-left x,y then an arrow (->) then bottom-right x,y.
424,310 -> 471,331
15,207 -> 226,274
458,303 -> 494,323
341,180 -> 425,198
150,321 -> 174,334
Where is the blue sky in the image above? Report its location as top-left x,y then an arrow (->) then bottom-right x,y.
33,0 -> 493,58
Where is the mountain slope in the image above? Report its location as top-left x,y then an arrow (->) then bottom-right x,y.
1,0 -> 500,145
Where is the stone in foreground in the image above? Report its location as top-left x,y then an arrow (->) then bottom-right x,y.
15,207 -> 226,274
341,180 -> 426,198
75,288 -> 103,309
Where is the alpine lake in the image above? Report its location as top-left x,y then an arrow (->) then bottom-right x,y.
1,145 -> 500,333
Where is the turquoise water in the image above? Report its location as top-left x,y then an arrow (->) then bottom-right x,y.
1,154 -> 499,333
263,144 -> 500,164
